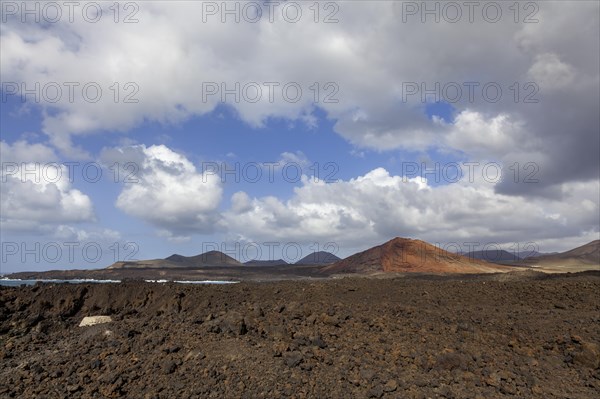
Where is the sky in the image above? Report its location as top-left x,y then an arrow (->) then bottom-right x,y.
1,1 -> 599,273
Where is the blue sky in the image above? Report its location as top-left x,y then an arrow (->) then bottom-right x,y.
2,99 -> 459,269
1,1 -> 599,272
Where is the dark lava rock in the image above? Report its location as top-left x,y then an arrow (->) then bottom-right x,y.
220,311 -> 247,335
1,274 -> 599,398
163,361 -> 177,374
360,367 -> 376,381
435,352 -> 468,371
163,345 -> 181,354
283,351 -> 303,367
573,341 -> 600,369
368,385 -> 384,398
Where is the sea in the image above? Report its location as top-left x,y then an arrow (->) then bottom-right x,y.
0,278 -> 239,287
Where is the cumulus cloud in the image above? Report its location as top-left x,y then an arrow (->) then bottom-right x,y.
0,140 -> 95,232
2,2 -> 598,197
53,225 -> 121,243
443,110 -> 530,158
278,151 -> 310,168
100,144 -> 223,236
224,167 -> 599,252
528,53 -> 576,90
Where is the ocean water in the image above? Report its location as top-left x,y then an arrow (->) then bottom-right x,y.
0,279 -> 122,287
0,278 -> 239,287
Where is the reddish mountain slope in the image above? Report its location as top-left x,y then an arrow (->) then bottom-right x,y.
323,237 -> 511,274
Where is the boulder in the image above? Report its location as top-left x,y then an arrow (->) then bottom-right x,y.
78,316 -> 113,327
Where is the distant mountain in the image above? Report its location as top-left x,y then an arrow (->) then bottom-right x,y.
464,250 -> 522,263
518,250 -> 540,259
323,237 -> 511,274
459,248 -> 554,262
107,250 -> 242,269
295,251 -> 341,265
521,240 -> 599,270
166,251 -> 242,267
244,259 -> 288,266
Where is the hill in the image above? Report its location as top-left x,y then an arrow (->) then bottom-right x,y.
107,250 -> 242,269
323,237 -> 511,274
464,249 -> 521,263
244,259 -> 288,266
295,251 -> 341,265
166,251 -> 242,267
520,240 -> 599,272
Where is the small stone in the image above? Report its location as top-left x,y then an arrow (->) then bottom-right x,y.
368,385 -> 384,398
485,373 -> 501,387
66,384 -> 81,392
383,379 -> 398,392
163,361 -> 177,374
184,349 -> 205,362
359,367 -> 375,381
127,330 -> 140,338
162,346 -> 181,354
50,370 -> 63,378
283,351 -> 303,367
311,337 -> 327,349
414,376 -> 428,387
573,342 -> 600,369
220,311 -> 247,335
435,352 -> 467,371
268,325 -> 288,341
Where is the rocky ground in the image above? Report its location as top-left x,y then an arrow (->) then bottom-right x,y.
1,272 -> 599,398
5,263 -> 326,282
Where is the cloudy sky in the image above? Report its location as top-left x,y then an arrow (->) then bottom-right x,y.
1,1 -> 599,272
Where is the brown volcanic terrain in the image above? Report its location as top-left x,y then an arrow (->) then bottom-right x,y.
7,239 -> 598,282
1,272 -> 599,398
7,264 -> 326,282
520,240 -> 600,273
324,237 -> 512,275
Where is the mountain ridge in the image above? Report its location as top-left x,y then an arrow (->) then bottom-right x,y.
295,251 -> 341,265
519,240 -> 599,271
108,250 -> 242,269
323,237 -> 512,274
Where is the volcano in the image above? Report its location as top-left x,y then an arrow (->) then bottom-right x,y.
107,250 -> 242,269
323,237 -> 511,274
295,251 -> 341,265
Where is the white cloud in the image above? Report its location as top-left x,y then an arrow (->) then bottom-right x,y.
1,2 -> 597,198
0,140 -> 57,163
156,230 -> 192,244
278,151 -> 310,168
224,167 -> 599,252
101,144 -> 223,236
0,141 -> 95,232
53,225 -> 121,243
230,191 -> 252,214
528,53 -> 576,90
1,3 -> 596,176
444,110 -> 530,158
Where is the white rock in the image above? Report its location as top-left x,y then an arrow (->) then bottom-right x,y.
78,316 -> 113,327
